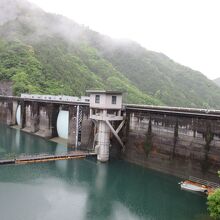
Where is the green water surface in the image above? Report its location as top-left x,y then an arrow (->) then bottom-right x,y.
0,124 -> 67,159
0,124 -> 211,220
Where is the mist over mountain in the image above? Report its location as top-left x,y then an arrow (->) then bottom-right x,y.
0,0 -> 220,108
213,77 -> 220,87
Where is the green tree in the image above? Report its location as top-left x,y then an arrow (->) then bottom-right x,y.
207,172 -> 220,219
12,71 -> 38,95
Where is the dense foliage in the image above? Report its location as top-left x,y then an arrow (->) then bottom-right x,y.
207,171 -> 220,219
208,188 -> 220,219
92,40 -> 220,108
0,0 -> 220,108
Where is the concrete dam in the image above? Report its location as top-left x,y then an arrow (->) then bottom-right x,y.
1,91 -> 220,182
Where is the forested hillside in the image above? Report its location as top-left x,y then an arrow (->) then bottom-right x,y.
0,0 -> 220,108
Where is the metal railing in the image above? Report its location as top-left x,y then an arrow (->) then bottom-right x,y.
189,176 -> 220,189
0,150 -> 96,162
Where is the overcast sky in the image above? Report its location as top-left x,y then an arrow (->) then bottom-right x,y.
29,0 -> 220,80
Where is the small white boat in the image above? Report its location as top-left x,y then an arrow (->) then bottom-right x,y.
179,181 -> 208,193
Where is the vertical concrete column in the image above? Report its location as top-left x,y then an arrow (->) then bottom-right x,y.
30,102 -> 39,133
6,100 -> 13,125
36,103 -> 59,138
68,105 -> 77,147
37,105 -> 48,136
11,101 -> 18,125
20,100 -> 26,129
25,104 -> 32,130
96,120 -> 111,162
0,99 -> 8,124
1,101 -> 7,124
80,106 -> 94,149
172,118 -> 179,159
124,111 -> 130,143
48,103 -> 59,138
0,100 -> 3,123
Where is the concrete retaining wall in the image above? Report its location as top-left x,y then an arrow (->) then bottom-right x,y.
123,112 -> 220,182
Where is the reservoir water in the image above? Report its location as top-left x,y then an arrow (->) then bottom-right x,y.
0,124 -> 211,220
0,124 -> 67,159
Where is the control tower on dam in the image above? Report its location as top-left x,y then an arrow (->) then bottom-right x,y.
87,90 -> 125,162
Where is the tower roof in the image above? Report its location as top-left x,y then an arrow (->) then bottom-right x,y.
86,90 -> 122,95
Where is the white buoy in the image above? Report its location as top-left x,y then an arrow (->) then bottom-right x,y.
57,110 -> 69,139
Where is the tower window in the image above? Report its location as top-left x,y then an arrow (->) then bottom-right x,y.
112,96 -> 117,104
95,95 -> 100,103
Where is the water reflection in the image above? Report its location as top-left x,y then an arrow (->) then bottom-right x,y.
0,158 -> 211,220
0,123 -> 67,159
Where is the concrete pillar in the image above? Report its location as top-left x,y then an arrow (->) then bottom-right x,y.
36,103 -> 59,138
11,101 -> 18,125
0,101 -> 3,123
96,120 -> 110,162
6,100 -> 13,125
80,106 -> 94,149
48,103 -> 59,138
30,102 -> 39,133
20,100 -> 26,129
24,104 -> 32,131
37,105 -> 48,136
0,101 -> 7,123
0,98 -> 17,125
68,105 -> 77,147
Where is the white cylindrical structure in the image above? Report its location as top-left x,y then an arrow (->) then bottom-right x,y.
57,110 -> 69,139
96,121 -> 110,162
16,105 -> 21,126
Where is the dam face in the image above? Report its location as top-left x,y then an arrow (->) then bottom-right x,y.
1,94 -> 220,182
